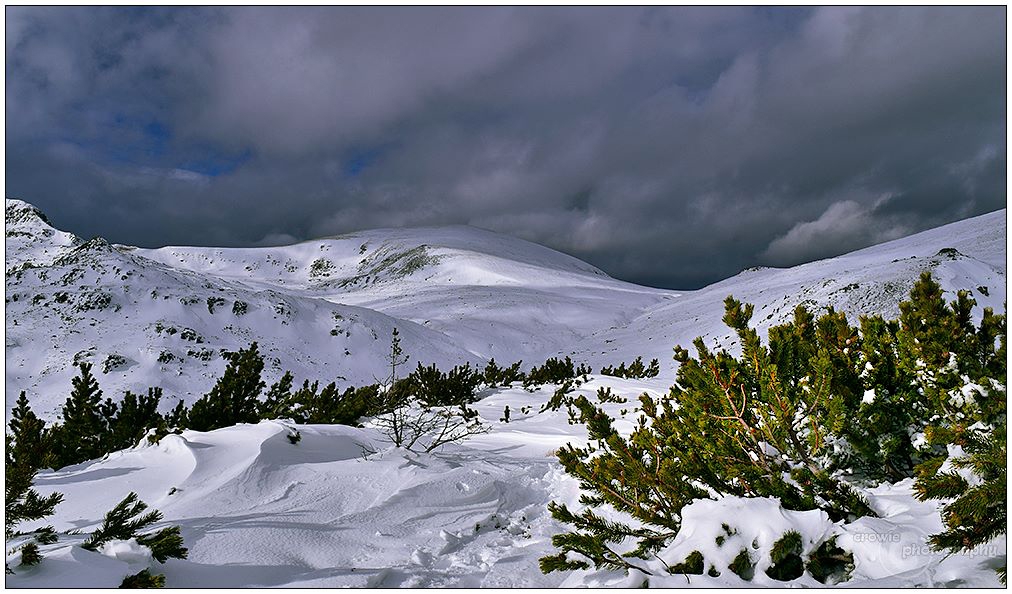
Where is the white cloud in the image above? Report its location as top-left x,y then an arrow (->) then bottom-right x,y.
762,198 -> 910,265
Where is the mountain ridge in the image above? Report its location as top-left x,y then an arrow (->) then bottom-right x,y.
5,198 -> 1006,419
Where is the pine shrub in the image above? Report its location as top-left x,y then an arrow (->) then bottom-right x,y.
600,356 -> 660,379
766,530 -> 804,581
670,550 -> 704,575
6,394 -> 63,540
18,542 -> 41,567
915,422 -> 1007,582
100,388 -> 163,453
83,492 -> 187,565
82,492 -> 162,550
806,538 -> 853,584
283,380 -> 379,425
524,357 -> 590,390
136,525 -> 188,563
187,343 -> 266,431
728,549 -> 755,581
51,363 -> 107,467
538,381 -> 578,413
482,358 -> 524,387
119,568 -> 166,588
540,272 -> 1005,581
258,371 -> 295,420
405,362 -> 481,407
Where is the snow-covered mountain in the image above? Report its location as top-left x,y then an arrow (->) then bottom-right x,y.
5,198 -> 1006,588
5,198 -> 1006,419
5,200 -> 486,418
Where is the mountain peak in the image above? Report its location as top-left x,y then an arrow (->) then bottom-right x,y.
6,198 -> 52,227
5,198 -> 83,271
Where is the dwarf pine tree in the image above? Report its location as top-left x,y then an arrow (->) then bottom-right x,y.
842,314 -> 919,481
540,273 -> 1007,579
120,569 -> 166,588
188,342 -> 266,431
308,382 -> 341,423
100,388 -> 164,453
257,371 -> 295,420
164,400 -> 189,431
524,356 -> 590,390
903,274 -> 1008,582
843,274 -> 1006,482
899,276 -> 1006,425
83,492 -> 186,588
52,363 -> 107,468
7,392 -> 53,476
409,362 -> 482,407
916,422 -> 1007,582
315,384 -> 379,426
83,492 -> 187,563
540,300 -> 874,575
6,395 -> 63,537
482,358 -> 524,388
6,394 -> 63,573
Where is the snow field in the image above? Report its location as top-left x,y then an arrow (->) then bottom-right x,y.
8,377 -> 1006,588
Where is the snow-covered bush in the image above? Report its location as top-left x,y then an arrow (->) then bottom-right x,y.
98,388 -> 163,453
600,356 -> 659,379
101,353 -> 129,374
120,569 -> 165,588
260,375 -> 380,426
82,492 -> 187,586
481,358 -> 524,388
845,273 -> 1006,482
405,362 -> 482,407
206,296 -> 226,314
308,257 -> 335,279
915,422 -> 1007,583
524,356 -> 591,390
231,299 -> 248,316
541,272 -> 1006,583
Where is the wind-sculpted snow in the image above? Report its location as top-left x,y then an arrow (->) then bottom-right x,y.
9,382 -> 1005,588
11,414 -> 575,587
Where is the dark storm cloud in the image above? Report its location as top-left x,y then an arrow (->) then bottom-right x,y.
5,6 -> 1005,289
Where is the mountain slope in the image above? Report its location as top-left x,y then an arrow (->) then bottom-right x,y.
5,201 -> 487,419
576,209 -> 1006,366
5,198 -> 1005,421
135,225 -> 671,369
4,199 -> 1006,589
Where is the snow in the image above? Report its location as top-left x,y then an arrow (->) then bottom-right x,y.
636,496 -> 837,587
4,200 -> 1007,587
9,414 -> 576,587
7,198 -> 1004,421
8,397 -> 1005,588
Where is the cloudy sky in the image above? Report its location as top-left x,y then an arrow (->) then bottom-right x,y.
5,6 -> 1005,289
